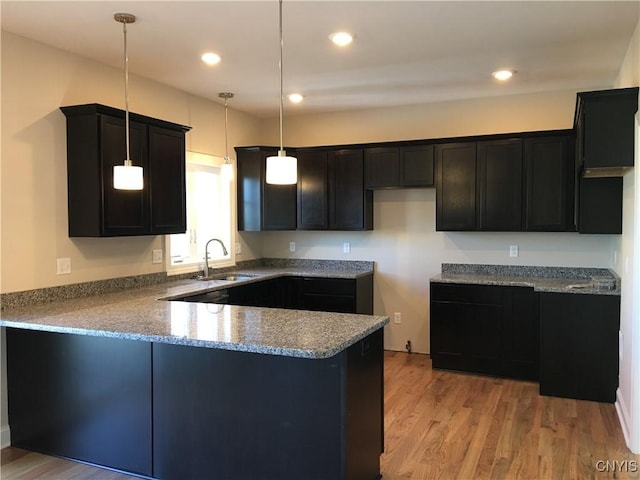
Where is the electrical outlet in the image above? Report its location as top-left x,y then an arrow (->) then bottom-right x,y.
394,312 -> 401,324
289,241 -> 296,252
56,257 -> 71,275
235,243 -> 242,254
152,249 -> 163,264
509,245 -> 519,257
343,242 -> 351,254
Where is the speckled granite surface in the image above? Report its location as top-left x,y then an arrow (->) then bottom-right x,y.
431,264 -> 620,296
0,258 -> 374,310
1,261 -> 386,358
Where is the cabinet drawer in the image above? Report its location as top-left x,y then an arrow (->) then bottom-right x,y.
430,283 -> 502,304
301,278 -> 356,296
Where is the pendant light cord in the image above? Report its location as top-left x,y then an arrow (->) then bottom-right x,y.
278,0 -> 284,154
123,20 -> 131,164
224,97 -> 229,161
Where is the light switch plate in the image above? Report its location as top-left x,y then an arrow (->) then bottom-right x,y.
152,249 -> 163,264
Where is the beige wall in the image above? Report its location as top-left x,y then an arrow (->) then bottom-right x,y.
256,89 -> 616,355
613,18 -> 640,454
0,32 -> 264,295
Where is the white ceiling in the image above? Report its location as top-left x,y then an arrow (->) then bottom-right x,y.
2,1 -> 639,118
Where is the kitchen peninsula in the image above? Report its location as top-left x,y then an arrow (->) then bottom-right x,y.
1,263 -> 388,480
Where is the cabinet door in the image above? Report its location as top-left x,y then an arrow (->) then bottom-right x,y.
328,149 -> 372,230
297,150 -> 328,229
578,177 -> 623,234
579,88 -> 638,170
236,148 -> 297,231
263,151 -> 297,230
364,147 -> 400,188
148,126 -> 186,234
477,139 -> 523,231
435,142 -> 477,231
502,287 -> 539,380
401,144 -> 434,187
524,136 -> 573,231
100,116 -> 148,236
540,292 -> 620,402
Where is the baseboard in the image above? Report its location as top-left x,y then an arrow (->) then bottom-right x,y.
1,425 -> 10,449
615,388 -> 638,453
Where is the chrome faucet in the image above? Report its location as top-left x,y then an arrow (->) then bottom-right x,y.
204,238 -> 229,277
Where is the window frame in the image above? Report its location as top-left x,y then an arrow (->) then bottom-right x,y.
166,151 -> 236,276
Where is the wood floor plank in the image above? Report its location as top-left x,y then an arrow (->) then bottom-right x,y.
2,351 -> 639,479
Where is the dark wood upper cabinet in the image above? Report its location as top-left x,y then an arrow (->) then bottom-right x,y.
328,149 -> 373,230
297,150 -> 329,230
364,147 -> 400,188
61,104 -> 190,237
575,87 -> 638,175
524,135 -> 574,231
236,147 -> 297,231
148,126 -> 187,234
435,142 -> 477,231
402,145 -> 434,187
364,144 -> 434,188
436,132 -> 575,232
477,138 -> 523,231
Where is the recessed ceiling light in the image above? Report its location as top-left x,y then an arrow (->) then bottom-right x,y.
288,93 -> 304,104
329,31 -> 354,47
201,52 -> 221,65
492,69 -> 516,81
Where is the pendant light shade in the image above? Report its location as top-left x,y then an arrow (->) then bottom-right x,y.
265,0 -> 297,185
114,162 -> 144,190
266,152 -> 297,184
219,92 -> 234,182
113,13 -> 143,191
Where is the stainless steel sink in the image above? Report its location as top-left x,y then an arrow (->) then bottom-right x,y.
195,273 -> 255,282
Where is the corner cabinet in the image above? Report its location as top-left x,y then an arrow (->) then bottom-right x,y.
61,104 -> 191,237
236,147 -> 297,231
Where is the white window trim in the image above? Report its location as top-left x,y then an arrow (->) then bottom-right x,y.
166,151 -> 236,276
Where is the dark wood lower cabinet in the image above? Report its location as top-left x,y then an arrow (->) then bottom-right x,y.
539,292 -> 620,403
6,329 -> 153,477
153,329 -> 383,480
220,274 -> 374,315
430,283 -> 538,381
6,328 -> 383,480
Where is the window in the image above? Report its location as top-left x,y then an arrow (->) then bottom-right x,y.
168,151 -> 234,274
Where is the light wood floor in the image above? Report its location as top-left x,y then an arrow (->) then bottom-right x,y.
2,351 -> 639,479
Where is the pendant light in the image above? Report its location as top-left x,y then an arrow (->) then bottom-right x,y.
265,0 -> 297,185
218,92 -> 234,181
113,13 -> 143,191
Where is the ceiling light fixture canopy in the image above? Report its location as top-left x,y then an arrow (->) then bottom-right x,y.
113,12 -> 143,191
265,0 -> 297,185
219,92 -> 234,181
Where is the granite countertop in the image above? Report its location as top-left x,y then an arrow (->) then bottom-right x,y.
0,265 -> 388,359
430,264 -> 620,296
